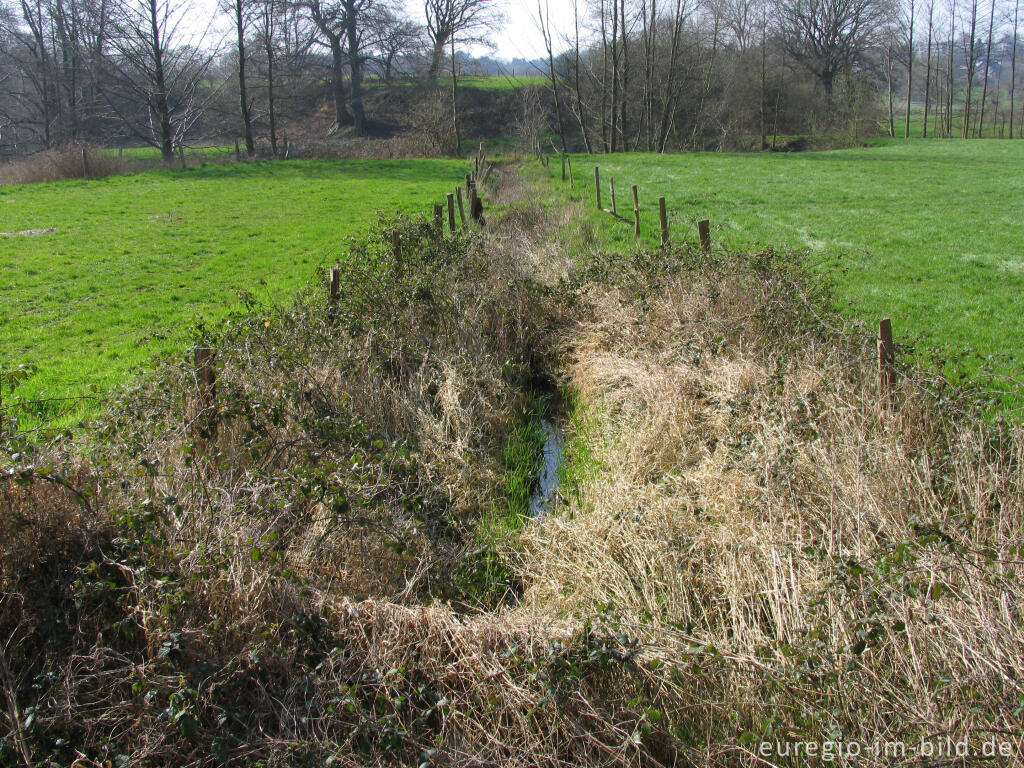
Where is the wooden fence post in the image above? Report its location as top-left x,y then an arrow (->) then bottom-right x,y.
567,156 -> 574,189
194,347 -> 217,438
631,185 -> 640,238
433,203 -> 444,236
329,266 -> 341,305
659,197 -> 669,246
698,219 -> 711,253
456,187 -> 466,226
117,147 -> 123,161
878,318 -> 896,410
594,167 -> 601,210
466,172 -> 473,192
446,193 -> 457,234
609,177 -> 617,216
81,147 -> 90,178
234,138 -> 240,161
469,182 -> 484,224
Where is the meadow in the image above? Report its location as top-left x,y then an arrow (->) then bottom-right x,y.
0,158 -> 467,421
561,140 -> 1024,392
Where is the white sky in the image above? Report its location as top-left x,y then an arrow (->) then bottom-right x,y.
197,0 -> 579,65
466,0 -> 579,62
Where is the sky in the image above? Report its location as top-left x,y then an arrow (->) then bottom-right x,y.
196,0 -> 579,65
466,0 -> 579,62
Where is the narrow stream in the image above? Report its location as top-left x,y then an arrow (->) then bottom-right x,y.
529,419 -> 563,517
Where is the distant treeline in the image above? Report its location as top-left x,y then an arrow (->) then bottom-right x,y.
1,0 -> 1021,159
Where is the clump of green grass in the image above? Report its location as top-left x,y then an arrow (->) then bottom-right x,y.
0,158 -> 468,425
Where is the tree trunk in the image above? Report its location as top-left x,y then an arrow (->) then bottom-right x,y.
235,0 -> 255,156
977,0 -> 995,136
1011,0 -> 1019,138
947,1 -> 955,137
148,0 -> 174,161
923,2 -> 932,137
962,0 -> 977,138
450,35 -> 461,155
428,37 -> 446,82
572,0 -> 594,152
330,37 -> 353,127
600,0 -> 609,151
264,6 -> 278,157
886,42 -> 896,137
905,0 -> 914,138
610,0 -> 619,151
345,0 -> 366,136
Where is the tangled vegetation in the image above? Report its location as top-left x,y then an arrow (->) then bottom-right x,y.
2,174 -> 1022,766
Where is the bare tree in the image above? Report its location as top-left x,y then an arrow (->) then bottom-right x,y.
903,0 -> 915,137
922,0 -> 934,135
302,0 -> 398,136
536,0 -> 567,152
374,11 -> 422,83
961,0 -> 979,136
977,0 -> 995,134
776,0 -> 892,102
423,0 -> 501,83
1011,0 -> 1019,136
224,0 -> 255,155
100,0 -> 216,161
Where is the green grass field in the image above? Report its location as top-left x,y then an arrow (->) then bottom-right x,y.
0,158 -> 467,423
556,140 -> 1024,391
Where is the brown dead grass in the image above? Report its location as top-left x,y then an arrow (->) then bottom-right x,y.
514,257 -> 1024,764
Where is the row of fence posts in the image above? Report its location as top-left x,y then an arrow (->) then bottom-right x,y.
186,156 -> 899,438
186,169 -> 488,438
543,150 -> 901,413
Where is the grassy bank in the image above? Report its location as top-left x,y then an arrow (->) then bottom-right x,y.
554,141 -> 1024,395
3,165 -> 1023,767
0,158 -> 467,423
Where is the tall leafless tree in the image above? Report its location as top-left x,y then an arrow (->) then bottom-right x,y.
422,0 -> 501,83
100,0 -> 216,161
776,0 -> 891,102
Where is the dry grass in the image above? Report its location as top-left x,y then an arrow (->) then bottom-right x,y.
515,251 -> 1024,763
0,146 -> 130,185
2,175 -> 1023,766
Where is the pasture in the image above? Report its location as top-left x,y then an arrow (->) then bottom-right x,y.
563,140 -> 1024,389
0,158 -> 467,422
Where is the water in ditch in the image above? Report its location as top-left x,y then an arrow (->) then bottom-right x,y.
529,418 -> 563,518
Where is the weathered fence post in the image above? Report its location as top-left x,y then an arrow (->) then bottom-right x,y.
433,203 -> 444,236
466,172 -> 473,191
659,197 -> 669,246
594,167 -> 601,210
117,147 -> 123,162
631,185 -> 640,238
469,182 -> 484,225
234,138 -> 241,161
698,219 -> 711,253
329,266 -> 341,305
567,156 -> 574,189
878,318 -> 896,410
609,177 -> 617,216
446,193 -> 457,234
194,347 -> 217,438
81,147 -> 90,178
456,187 -> 466,226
